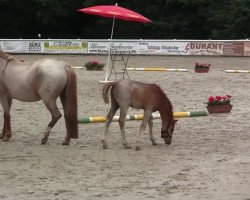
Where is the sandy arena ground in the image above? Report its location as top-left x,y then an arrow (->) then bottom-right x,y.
0,54 -> 250,200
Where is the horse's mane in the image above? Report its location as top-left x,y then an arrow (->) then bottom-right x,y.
153,83 -> 173,117
0,50 -> 15,61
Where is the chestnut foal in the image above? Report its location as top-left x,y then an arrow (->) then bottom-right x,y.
102,79 -> 177,151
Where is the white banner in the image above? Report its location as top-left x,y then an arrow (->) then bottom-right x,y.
186,42 -> 223,55
1,41 -> 42,53
3,41 -> 29,53
88,42 -> 109,54
88,41 -> 138,54
138,41 -> 189,55
0,39 -> 248,56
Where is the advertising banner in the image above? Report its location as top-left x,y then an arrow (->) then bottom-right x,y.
2,41 -> 42,53
244,42 -> 250,56
88,41 -> 137,54
138,41 -> 189,55
43,41 -> 88,53
28,41 -> 42,53
2,41 -> 30,53
223,42 -> 244,56
1,39 -> 250,56
187,42 -> 223,55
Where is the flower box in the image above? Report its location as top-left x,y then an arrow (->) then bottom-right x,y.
195,68 -> 209,73
85,66 -> 104,71
194,62 -> 210,73
84,60 -> 104,71
206,95 -> 233,113
207,104 -> 233,113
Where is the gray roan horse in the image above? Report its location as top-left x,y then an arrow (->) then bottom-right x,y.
0,50 -> 78,145
102,79 -> 177,151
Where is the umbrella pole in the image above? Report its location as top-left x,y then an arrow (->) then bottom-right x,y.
104,15 -> 116,82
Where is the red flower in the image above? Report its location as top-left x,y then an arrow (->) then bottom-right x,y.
90,60 -> 99,64
207,95 -> 232,106
215,96 -> 222,101
209,96 -> 215,102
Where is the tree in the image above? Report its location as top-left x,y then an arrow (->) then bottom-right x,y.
0,0 -> 249,39
207,0 -> 250,39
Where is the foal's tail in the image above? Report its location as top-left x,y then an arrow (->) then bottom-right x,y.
61,65 -> 78,139
102,82 -> 116,104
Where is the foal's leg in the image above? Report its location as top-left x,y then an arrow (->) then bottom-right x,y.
118,106 -> 131,149
41,99 -> 62,144
135,110 -> 152,151
148,117 -> 157,146
102,101 -> 119,149
0,97 -> 13,141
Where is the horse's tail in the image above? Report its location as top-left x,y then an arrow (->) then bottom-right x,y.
61,65 -> 78,139
102,82 -> 116,104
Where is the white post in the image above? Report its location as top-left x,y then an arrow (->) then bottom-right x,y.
100,3 -> 118,83
104,15 -> 116,81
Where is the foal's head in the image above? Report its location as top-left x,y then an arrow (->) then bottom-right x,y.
161,119 -> 178,145
157,89 -> 177,145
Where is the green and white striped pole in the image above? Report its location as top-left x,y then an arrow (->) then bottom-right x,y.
78,110 -> 208,124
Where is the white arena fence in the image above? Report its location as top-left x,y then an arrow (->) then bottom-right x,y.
0,39 -> 250,56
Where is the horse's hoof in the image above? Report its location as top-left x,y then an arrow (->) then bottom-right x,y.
41,138 -> 48,145
62,141 -> 69,145
123,144 -> 132,149
102,143 -> 108,149
150,139 -> 157,146
3,137 -> 10,142
135,146 -> 140,151
102,140 -> 108,149
0,134 -> 4,139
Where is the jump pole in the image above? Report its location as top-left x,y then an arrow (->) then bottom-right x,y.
225,69 -> 250,73
126,67 -> 188,72
78,111 -> 208,124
